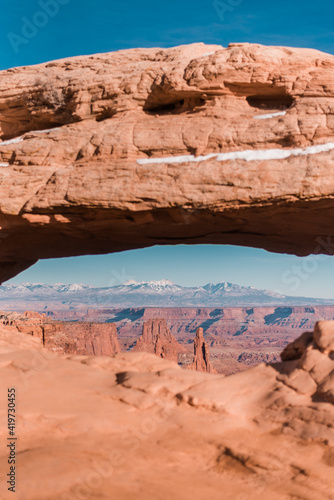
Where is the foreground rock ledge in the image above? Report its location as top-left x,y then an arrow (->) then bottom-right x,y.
0,320 -> 334,499
1,43 -> 334,280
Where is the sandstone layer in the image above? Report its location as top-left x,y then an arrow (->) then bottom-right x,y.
2,43 -> 334,280
0,321 -> 334,499
132,318 -> 185,362
188,327 -> 216,373
0,310 -> 121,356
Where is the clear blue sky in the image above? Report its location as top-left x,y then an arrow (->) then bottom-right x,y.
1,0 -> 334,69
3,0 -> 334,298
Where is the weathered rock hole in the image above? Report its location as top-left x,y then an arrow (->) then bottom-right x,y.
247,94 -> 294,110
148,99 -> 184,114
144,96 -> 206,115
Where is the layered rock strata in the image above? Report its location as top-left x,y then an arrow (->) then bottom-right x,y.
0,310 -> 120,356
132,318 -> 185,362
2,43 -> 334,281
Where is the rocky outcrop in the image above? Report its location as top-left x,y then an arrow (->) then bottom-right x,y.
188,327 -> 216,373
0,321 -> 334,499
0,310 -> 46,341
48,322 -> 121,357
2,43 -> 334,281
132,318 -> 185,362
0,311 -> 120,356
278,321 -> 334,403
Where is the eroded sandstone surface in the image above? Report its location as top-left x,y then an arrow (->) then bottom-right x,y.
2,43 -> 334,281
0,321 -> 334,499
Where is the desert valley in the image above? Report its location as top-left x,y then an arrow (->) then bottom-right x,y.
1,280 -> 334,374
3,301 -> 334,374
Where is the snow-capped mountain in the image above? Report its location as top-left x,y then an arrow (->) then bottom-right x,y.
0,280 -> 333,309
118,279 -> 182,293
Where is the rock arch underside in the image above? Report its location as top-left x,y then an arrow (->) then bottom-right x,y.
1,42 -> 334,282
2,43 -> 334,500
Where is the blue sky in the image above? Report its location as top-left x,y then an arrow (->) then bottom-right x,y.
2,0 -> 334,298
1,0 -> 334,69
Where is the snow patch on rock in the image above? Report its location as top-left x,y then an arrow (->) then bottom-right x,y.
137,142 -> 334,165
254,111 -> 287,120
0,137 -> 24,146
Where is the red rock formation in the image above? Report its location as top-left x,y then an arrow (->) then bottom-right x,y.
24,310 -> 46,319
0,311 -> 120,357
133,318 -> 185,362
37,305 -> 334,340
188,327 -> 216,373
2,44 -> 334,282
73,323 -> 120,357
30,305 -> 334,374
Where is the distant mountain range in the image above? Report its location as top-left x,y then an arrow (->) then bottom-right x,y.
0,279 -> 333,309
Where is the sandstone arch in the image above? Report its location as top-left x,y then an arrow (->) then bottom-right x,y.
1,42 -> 334,282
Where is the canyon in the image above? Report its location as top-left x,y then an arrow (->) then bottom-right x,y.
42,304 -> 334,373
1,304 -> 334,375
0,311 -> 216,373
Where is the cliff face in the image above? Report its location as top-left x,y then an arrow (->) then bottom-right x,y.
0,311 -> 120,357
2,43 -> 334,281
0,321 -> 333,499
188,327 -> 216,373
132,318 -> 185,362
48,322 -> 121,357
78,323 -> 120,357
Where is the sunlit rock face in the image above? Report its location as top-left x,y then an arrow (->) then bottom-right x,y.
0,320 -> 334,499
1,43 -> 334,281
0,310 -> 121,356
132,318 -> 185,362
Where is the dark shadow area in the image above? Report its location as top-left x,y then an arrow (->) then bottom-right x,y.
247,94 -> 294,110
106,308 -> 145,323
264,307 -> 293,325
